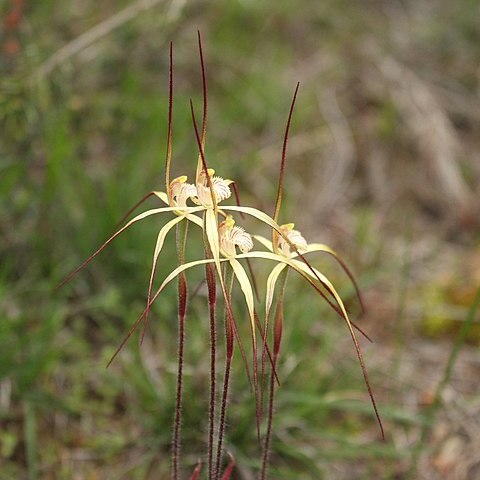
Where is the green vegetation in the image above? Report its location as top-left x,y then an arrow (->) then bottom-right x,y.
1,1 -> 479,478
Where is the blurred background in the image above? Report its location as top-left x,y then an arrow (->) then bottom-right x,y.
1,0 -> 480,479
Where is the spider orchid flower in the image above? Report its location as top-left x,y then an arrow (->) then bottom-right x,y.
194,168 -> 233,208
250,226 -> 366,349
277,223 -> 308,257
219,216 -> 254,258
169,175 -> 197,208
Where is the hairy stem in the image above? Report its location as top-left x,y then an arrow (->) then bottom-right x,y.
215,356 -> 231,479
260,353 -> 277,480
214,267 -> 234,479
172,220 -> 188,480
204,247 -> 217,480
261,271 -> 287,480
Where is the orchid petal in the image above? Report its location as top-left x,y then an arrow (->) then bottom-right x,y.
229,258 -> 256,347
154,191 -> 169,204
126,205 -> 203,221
205,208 -> 221,272
291,243 -> 363,310
153,217 -> 185,266
234,250 -> 342,315
142,215 -> 186,341
56,205 -> 203,289
266,263 -> 287,322
222,205 -> 281,231
185,213 -> 203,228
150,257 -> 227,305
299,243 -> 337,256
290,259 -> 346,314
228,257 -> 261,439
153,190 -> 203,227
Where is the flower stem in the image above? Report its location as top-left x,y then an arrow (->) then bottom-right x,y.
260,271 -> 287,480
172,220 -> 188,480
214,268 -> 234,479
215,356 -> 231,479
205,256 -> 217,479
260,353 -> 277,480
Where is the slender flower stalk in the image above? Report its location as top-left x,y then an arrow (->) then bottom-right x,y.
214,265 -> 235,480
172,220 -> 189,480
260,269 -> 287,480
205,244 -> 217,480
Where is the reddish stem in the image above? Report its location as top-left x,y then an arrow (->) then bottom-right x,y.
214,356 -> 231,480
260,353 -> 278,480
172,272 -> 187,480
205,261 -> 217,480
261,300 -> 283,480
214,293 -> 234,480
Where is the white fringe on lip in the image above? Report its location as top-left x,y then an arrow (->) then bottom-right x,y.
196,176 -> 232,207
219,224 -> 253,258
278,227 -> 307,257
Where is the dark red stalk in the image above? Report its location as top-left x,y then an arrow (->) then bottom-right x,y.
105,266 -> 357,371
194,30 -> 208,185
190,99 -> 217,212
272,82 -> 299,225
260,301 -> 283,480
255,312 -> 280,391
329,253 -> 365,314
197,31 -> 207,154
172,274 -> 186,480
165,41 -> 174,201
205,259 -> 217,480
252,329 -> 261,443
172,220 -> 189,480
228,307 -> 252,387
315,250 -> 365,316
144,42 -> 175,344
259,312 -> 275,415
261,268 -> 286,479
213,352 -> 233,480
230,182 -> 245,220
106,305 -> 146,367
214,274 -> 234,480
345,318 -> 385,439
